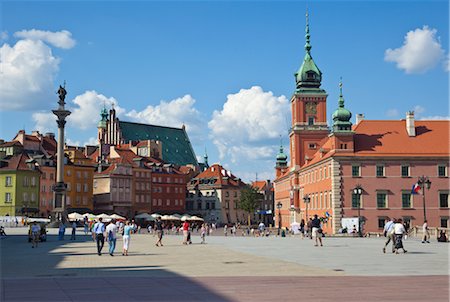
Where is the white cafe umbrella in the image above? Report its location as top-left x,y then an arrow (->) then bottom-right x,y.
96,213 -> 112,221
110,214 -> 126,220
189,216 -> 204,221
151,213 -> 162,219
68,212 -> 83,221
135,213 -> 152,219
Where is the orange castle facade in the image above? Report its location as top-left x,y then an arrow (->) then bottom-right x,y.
274,14 -> 449,234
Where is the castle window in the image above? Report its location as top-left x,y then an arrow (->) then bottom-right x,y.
352,165 -> 361,177
438,165 -> 447,177
308,117 -> 314,126
309,143 -> 316,150
401,165 -> 410,177
376,165 -> 385,177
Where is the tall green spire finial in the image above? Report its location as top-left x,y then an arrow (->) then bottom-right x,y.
338,77 -> 344,108
305,10 -> 311,54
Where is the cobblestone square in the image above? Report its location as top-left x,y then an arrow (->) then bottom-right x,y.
1,228 -> 448,301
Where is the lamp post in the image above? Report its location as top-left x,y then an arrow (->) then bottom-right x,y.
417,176 -> 431,222
303,195 -> 310,221
276,202 -> 282,234
353,185 -> 363,237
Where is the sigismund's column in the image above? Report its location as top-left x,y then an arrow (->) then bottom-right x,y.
52,84 -> 71,222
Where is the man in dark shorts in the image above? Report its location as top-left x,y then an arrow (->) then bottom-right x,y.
155,218 -> 164,247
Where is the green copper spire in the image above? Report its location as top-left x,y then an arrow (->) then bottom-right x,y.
332,78 -> 353,132
98,104 -> 108,128
295,11 -> 322,90
276,137 -> 288,167
305,11 -> 312,54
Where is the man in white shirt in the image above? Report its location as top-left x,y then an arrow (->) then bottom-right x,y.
422,220 -> 430,243
106,219 -> 117,256
93,218 -> 106,256
382,217 -> 395,253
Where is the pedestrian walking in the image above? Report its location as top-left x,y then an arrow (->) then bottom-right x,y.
382,217 -> 396,253
70,220 -> 77,240
122,221 -> 132,256
155,218 -> 164,247
182,220 -> 190,245
307,218 -> 313,239
300,219 -> 305,239
393,218 -> 407,254
200,224 -> 206,244
422,220 -> 430,243
311,214 -> 323,247
31,222 -> 41,248
224,224 -> 228,237
106,219 -> 117,256
83,216 -> 89,235
58,221 -> 65,241
93,218 -> 106,256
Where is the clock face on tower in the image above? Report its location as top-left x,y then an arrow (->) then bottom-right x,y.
305,102 -> 317,114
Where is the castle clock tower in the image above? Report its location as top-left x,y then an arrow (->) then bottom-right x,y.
289,12 -> 329,168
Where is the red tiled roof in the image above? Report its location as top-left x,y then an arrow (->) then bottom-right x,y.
0,141 -> 23,148
41,137 -> 57,155
301,119 -> 449,170
252,181 -> 267,191
351,120 -> 449,156
0,153 -> 34,171
191,164 -> 245,187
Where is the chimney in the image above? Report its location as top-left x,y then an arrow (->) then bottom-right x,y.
356,114 -> 365,125
45,133 -> 55,140
406,111 -> 416,137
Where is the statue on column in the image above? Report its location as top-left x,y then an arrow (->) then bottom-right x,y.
57,84 -> 67,106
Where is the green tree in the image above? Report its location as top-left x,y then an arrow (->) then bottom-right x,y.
238,185 -> 260,226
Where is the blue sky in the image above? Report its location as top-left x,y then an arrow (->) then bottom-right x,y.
1,0 -> 448,182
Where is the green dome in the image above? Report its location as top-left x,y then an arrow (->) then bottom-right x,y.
276,144 -> 288,167
332,106 -> 352,122
332,80 -> 353,132
295,12 -> 322,89
276,151 -> 287,161
98,107 -> 108,128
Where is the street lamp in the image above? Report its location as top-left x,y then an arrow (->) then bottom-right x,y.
417,176 -> 431,222
303,195 -> 310,221
276,202 -> 282,233
353,185 -> 363,237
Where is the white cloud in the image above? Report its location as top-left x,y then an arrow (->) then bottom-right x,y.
419,115 -> 450,120
126,95 -> 205,142
66,138 -> 81,146
413,105 -> 425,115
32,112 -> 56,134
84,137 -> 98,146
14,29 -> 76,49
208,86 -> 289,182
0,29 -> 75,111
69,90 -> 124,130
386,109 -> 399,117
0,39 -> 60,110
385,26 -> 445,74
209,86 -> 289,146
0,31 -> 8,41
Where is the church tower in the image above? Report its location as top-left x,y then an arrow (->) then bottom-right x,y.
329,79 -> 354,151
289,12 -> 329,168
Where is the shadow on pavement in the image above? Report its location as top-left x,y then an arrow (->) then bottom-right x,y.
0,233 -> 233,302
